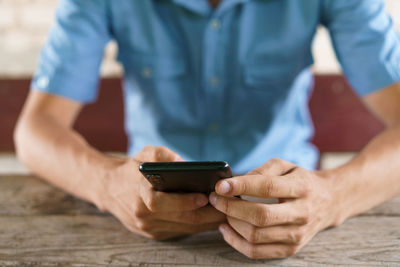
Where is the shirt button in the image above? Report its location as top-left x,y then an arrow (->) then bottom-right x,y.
208,123 -> 220,132
210,76 -> 219,86
37,76 -> 49,89
141,67 -> 152,78
210,19 -> 221,29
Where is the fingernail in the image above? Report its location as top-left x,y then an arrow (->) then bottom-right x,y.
195,195 -> 208,207
174,155 -> 185,162
209,192 -> 217,205
218,181 -> 231,194
219,224 -> 227,234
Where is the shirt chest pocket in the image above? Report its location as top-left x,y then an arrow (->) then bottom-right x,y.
124,53 -> 197,122
124,53 -> 187,87
243,57 -> 296,94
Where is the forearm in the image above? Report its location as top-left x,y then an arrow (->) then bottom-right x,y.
14,114 -> 124,209
318,124 -> 400,225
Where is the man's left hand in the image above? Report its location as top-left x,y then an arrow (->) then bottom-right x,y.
209,158 -> 340,259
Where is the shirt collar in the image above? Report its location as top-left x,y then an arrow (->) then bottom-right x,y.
171,0 -> 251,17
218,0 -> 250,15
172,0 -> 210,16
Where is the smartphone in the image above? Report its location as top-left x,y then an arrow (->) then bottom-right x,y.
139,161 -> 232,193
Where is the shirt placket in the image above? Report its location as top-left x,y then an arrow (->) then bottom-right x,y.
202,13 -> 226,160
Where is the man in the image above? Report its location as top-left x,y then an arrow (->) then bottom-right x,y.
14,0 -> 400,259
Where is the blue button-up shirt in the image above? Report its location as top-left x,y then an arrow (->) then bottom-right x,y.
32,0 -> 400,174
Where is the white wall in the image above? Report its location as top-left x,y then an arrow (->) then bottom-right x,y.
313,0 -> 400,74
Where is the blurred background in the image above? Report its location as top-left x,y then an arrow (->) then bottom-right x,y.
0,0 -> 399,174
1,0 -> 398,77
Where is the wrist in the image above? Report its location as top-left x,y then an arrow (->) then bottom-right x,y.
314,168 -> 349,227
90,154 -> 128,212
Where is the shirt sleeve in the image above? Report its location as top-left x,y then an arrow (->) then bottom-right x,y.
31,0 -> 111,103
322,0 -> 400,96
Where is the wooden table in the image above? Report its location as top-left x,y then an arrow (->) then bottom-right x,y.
1,175 -> 399,266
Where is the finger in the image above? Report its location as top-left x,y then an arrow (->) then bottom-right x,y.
210,193 -> 307,227
136,146 -> 183,162
219,223 -> 299,259
109,200 -> 156,239
140,187 -> 209,212
227,216 -> 305,244
215,173 -> 308,198
117,202 -> 221,238
154,205 -> 226,224
248,158 -> 296,177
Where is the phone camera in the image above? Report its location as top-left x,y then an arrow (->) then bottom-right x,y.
146,174 -> 164,187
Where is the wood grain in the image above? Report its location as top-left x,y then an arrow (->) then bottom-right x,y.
0,175 -> 100,216
0,175 -> 399,266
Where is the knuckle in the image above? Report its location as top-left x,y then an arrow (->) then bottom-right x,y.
132,207 -> 148,219
299,215 -> 310,225
144,193 -> 158,212
136,219 -> 152,232
124,221 -> 138,233
247,225 -> 260,243
158,146 -> 169,152
154,147 -> 164,161
236,180 -> 247,195
253,207 -> 269,227
142,145 -> 154,153
249,168 -> 263,176
273,246 -> 297,258
184,212 -> 202,224
245,245 -> 259,259
220,198 -> 230,214
290,228 -> 305,244
268,158 -> 282,165
302,184 -> 312,197
298,206 -> 311,225
300,179 -> 312,196
262,158 -> 281,173
264,179 -> 275,197
155,146 -> 170,161
285,245 -> 300,257
148,232 -> 165,241
270,158 -> 286,172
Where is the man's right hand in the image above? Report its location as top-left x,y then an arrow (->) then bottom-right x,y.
100,146 -> 226,240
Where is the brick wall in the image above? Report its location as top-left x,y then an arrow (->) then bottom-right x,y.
0,0 -> 399,78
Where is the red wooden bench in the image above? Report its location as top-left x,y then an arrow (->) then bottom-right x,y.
0,76 -> 384,153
